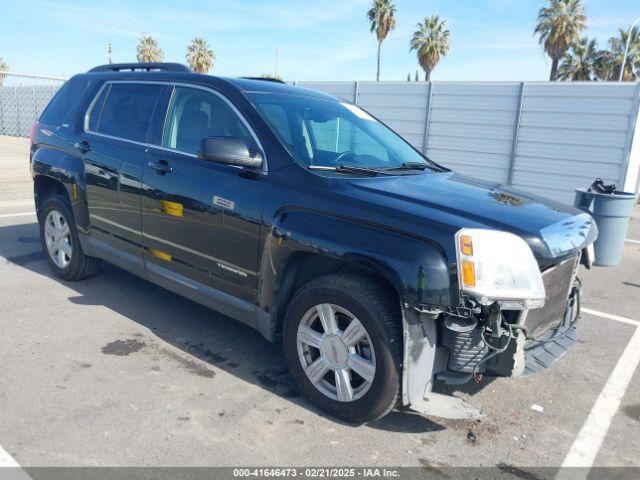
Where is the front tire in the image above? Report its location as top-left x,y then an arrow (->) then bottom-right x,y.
39,194 -> 101,281
283,274 -> 402,423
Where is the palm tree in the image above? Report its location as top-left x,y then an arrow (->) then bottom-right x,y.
367,0 -> 397,81
136,35 -> 163,63
589,27 -> 640,81
0,57 -> 7,87
557,37 -> 599,80
534,0 -> 586,81
592,49 -> 614,80
606,27 -> 640,81
186,37 -> 215,73
410,15 -> 451,81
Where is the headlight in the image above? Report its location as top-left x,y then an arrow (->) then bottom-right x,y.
455,228 -> 546,307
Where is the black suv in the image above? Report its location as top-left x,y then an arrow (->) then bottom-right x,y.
30,63 -> 597,423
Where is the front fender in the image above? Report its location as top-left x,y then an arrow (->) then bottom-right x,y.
259,208 -> 452,311
259,208 -> 454,404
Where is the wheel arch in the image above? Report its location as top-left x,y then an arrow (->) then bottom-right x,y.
34,175 -> 69,215
32,148 -> 88,229
258,208 -> 452,340
268,251 -> 403,340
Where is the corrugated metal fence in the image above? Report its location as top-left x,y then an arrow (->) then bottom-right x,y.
297,81 -> 640,204
1,74 -> 639,205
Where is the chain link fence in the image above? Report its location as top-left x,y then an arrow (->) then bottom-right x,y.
0,72 -> 67,137
0,72 -> 67,204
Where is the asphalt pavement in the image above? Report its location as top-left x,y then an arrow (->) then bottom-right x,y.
0,205 -> 638,473
0,134 -> 638,476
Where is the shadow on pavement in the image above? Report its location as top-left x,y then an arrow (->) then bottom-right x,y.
0,220 -> 446,433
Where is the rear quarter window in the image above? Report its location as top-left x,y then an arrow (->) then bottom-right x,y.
39,76 -> 92,126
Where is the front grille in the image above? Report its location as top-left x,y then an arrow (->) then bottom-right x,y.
525,255 -> 579,338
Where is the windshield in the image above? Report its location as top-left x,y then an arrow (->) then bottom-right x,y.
246,92 -> 431,170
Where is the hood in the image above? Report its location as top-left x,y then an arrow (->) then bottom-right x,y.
347,172 -> 597,265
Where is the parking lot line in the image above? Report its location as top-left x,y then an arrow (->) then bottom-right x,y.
582,307 -> 640,326
0,444 -> 32,479
626,238 -> 640,245
0,212 -> 36,219
558,324 -> 640,477
0,444 -> 20,467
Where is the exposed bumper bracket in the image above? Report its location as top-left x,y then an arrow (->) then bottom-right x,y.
402,307 -> 484,420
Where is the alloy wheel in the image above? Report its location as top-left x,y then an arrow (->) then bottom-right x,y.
296,303 -> 376,402
44,209 -> 72,269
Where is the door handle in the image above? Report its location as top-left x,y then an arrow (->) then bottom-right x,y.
147,160 -> 172,175
73,141 -> 91,153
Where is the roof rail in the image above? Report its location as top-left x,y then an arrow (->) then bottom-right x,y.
88,63 -> 191,73
241,76 -> 286,84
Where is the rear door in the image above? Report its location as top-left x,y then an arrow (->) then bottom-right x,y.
80,81 -> 166,271
141,85 -> 265,304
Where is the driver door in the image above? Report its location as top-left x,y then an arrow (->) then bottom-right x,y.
141,85 -> 265,305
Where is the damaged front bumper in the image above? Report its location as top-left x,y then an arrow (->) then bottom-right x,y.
401,256 -> 583,419
523,278 -> 580,376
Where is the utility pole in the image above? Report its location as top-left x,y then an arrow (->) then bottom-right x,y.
107,43 -> 113,64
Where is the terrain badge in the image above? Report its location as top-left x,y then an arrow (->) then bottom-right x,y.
213,195 -> 235,211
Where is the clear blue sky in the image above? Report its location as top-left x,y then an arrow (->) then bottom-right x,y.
1,0 -> 637,80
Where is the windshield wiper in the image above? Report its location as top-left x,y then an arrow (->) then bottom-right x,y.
308,164 -> 394,176
383,161 -> 449,172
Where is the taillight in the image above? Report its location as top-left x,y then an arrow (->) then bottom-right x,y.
30,121 -> 40,145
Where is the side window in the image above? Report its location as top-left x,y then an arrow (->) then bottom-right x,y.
87,85 -> 109,132
40,76 -> 91,126
90,83 -> 163,143
162,86 -> 253,156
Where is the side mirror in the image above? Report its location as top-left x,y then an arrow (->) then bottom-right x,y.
198,137 -> 263,169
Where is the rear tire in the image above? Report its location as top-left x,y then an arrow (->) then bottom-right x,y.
283,274 -> 402,423
39,194 -> 101,281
